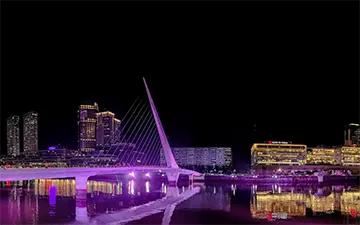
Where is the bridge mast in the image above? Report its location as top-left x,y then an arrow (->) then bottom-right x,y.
143,78 -> 179,169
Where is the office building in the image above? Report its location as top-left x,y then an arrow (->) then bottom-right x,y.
251,142 -> 307,167
160,147 -> 232,167
78,102 -> 99,152
6,115 -> 20,156
306,146 -> 341,165
23,111 -> 38,155
344,123 -> 360,146
96,111 -> 121,149
341,146 -> 360,166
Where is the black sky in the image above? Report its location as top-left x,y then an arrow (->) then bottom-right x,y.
2,3 -> 359,169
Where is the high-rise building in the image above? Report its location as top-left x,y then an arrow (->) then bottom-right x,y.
344,123 -> 360,146
78,102 -> 99,152
6,115 -> 20,156
160,147 -> 232,167
23,111 -> 38,155
96,111 -> 120,149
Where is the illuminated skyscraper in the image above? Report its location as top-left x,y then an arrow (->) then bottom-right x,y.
96,111 -> 121,149
344,123 -> 359,146
6,115 -> 20,156
23,111 -> 38,154
78,102 -> 99,152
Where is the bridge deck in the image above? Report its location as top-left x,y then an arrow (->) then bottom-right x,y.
0,167 -> 200,181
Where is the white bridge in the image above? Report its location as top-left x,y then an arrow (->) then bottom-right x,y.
0,78 -> 200,203
0,167 -> 200,189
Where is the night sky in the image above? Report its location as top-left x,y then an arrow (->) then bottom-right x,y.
2,3 -> 359,169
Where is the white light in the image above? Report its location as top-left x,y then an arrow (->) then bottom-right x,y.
145,181 -> 150,193
129,172 -> 135,178
145,172 -> 150,178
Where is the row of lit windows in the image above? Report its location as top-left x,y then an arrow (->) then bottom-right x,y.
80,104 -> 99,110
79,118 -> 97,123
80,148 -> 95,152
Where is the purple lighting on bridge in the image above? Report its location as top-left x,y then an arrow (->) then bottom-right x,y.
48,146 -> 56,150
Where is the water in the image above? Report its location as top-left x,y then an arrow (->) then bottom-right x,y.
0,176 -> 359,225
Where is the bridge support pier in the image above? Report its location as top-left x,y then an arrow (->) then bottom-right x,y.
189,174 -> 194,185
166,171 -> 179,187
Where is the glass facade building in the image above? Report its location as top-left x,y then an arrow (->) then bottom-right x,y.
23,111 -> 38,155
78,102 -> 99,152
6,115 -> 20,156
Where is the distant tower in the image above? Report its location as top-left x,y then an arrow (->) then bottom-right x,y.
23,111 -> 38,155
78,102 -> 99,152
6,115 -> 20,156
344,123 -> 360,146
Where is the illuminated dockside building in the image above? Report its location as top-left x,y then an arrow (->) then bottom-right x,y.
341,146 -> 360,166
306,147 -> 341,165
251,142 -> 307,167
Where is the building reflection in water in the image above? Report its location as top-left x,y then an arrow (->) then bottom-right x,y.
250,184 -> 360,220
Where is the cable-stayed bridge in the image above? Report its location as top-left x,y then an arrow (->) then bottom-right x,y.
0,78 -> 200,197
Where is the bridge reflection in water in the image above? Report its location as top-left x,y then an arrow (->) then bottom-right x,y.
0,178 -> 203,224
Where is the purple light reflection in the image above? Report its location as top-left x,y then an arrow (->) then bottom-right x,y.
49,185 -> 56,205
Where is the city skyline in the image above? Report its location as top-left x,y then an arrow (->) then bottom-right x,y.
1,76 -> 359,167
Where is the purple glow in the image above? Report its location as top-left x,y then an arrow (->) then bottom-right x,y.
48,146 -> 56,150
145,172 -> 150,177
129,172 -> 135,177
49,185 -> 56,205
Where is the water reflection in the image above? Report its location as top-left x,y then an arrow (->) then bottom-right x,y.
0,178 -> 359,224
177,185 -> 231,212
0,178 -> 169,224
250,184 -> 360,220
